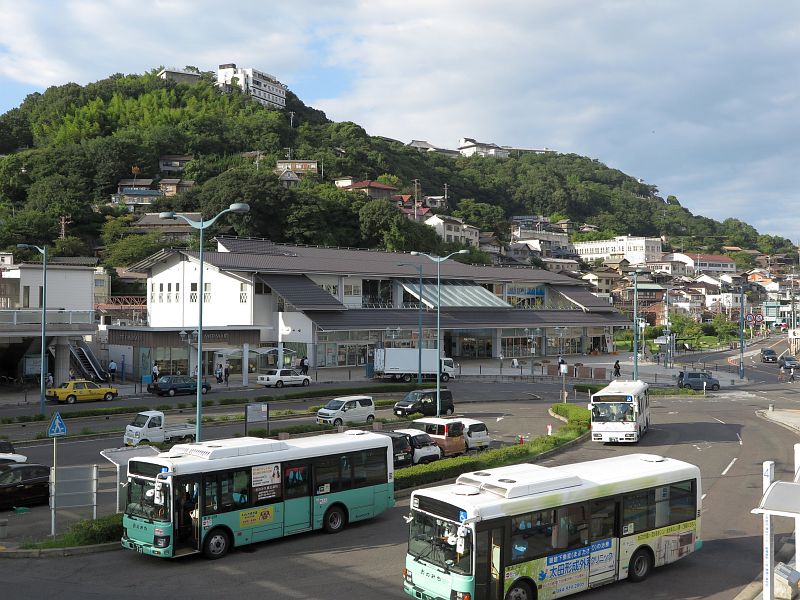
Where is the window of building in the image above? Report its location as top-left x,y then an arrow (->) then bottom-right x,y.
240,282 -> 248,303
203,282 -> 211,303
190,282 -> 198,303
344,284 -> 361,296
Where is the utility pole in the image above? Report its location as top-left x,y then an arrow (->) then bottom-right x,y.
412,179 -> 420,220
58,215 -> 72,240
288,111 -> 295,128
443,183 -> 449,207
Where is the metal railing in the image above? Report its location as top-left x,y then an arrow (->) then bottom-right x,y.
0,309 -> 95,325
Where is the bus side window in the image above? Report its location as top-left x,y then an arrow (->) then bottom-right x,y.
284,464 -> 309,499
204,478 -> 218,514
589,498 -> 616,541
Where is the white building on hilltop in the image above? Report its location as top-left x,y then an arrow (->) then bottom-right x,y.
217,63 -> 287,110
572,235 -> 663,265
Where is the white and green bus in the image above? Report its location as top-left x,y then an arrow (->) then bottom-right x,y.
589,379 -> 650,443
404,454 -> 701,600
122,430 -> 394,559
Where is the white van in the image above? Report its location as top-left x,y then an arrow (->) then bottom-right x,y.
459,418 -> 491,451
316,395 -> 375,426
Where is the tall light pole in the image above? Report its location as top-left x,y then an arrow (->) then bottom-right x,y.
411,249 -> 468,416
17,243 -> 47,415
160,203 -> 250,441
632,270 -> 641,380
739,285 -> 745,379
398,263 -> 424,384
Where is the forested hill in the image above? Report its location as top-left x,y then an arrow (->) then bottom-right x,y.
0,69 -> 793,269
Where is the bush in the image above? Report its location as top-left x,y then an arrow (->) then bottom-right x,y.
218,397 -> 248,406
21,513 -> 123,549
258,382 -> 436,403
58,406 -> 150,420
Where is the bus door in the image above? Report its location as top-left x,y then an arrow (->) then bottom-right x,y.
474,526 -> 505,600
283,462 -> 312,534
588,498 -> 618,586
173,475 -> 201,555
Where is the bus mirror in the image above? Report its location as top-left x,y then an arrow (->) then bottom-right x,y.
456,525 -> 467,555
587,403 -> 592,410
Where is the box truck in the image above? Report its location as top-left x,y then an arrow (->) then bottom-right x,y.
373,348 -> 456,382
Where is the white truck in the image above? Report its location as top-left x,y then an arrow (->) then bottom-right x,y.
373,348 -> 456,382
124,410 -> 196,446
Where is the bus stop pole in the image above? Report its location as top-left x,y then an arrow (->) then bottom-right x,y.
51,437 -> 57,537
763,460 -> 775,600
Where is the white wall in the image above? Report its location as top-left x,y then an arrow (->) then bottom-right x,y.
19,266 -> 94,310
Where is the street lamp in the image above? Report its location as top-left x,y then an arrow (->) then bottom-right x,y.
410,249 -> 468,416
17,243 -> 47,415
179,330 -> 199,376
160,203 -> 250,441
739,285 -> 745,379
524,327 -> 541,375
398,263 -> 424,384
553,326 -> 567,402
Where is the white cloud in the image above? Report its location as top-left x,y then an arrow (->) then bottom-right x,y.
1,0 -> 799,242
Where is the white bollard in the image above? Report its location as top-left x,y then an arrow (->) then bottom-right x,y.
547,424 -> 553,436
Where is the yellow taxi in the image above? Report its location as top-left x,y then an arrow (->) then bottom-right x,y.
46,380 -> 119,404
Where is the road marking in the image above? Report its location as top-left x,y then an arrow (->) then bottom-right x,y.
713,417 -> 726,424
702,493 -> 707,500
721,457 -> 737,476
737,433 -> 742,445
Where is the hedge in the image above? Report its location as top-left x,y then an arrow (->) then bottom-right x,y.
572,383 -> 701,396
394,404 -> 590,490
20,513 -> 123,549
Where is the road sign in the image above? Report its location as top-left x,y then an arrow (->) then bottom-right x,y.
755,314 -> 764,323
746,313 -> 755,324
48,412 -> 67,438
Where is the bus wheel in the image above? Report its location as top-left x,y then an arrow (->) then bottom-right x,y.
505,580 -> 534,600
203,528 -> 230,559
628,548 -> 653,582
323,505 -> 347,534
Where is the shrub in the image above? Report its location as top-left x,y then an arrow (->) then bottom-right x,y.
21,513 -> 123,549
218,397 -> 248,406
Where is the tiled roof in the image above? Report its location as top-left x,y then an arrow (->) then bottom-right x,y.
346,180 -> 398,191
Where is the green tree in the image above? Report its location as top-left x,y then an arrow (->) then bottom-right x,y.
104,232 -> 167,267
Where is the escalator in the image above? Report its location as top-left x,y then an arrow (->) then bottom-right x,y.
69,340 -> 108,382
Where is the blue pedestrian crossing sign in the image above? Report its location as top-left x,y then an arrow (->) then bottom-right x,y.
48,412 -> 67,438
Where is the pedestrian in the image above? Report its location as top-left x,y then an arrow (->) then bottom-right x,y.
69,368 -> 75,380
792,367 -> 796,383
779,366 -> 786,382
300,356 -> 309,375
192,365 -> 198,378
152,361 -> 159,380
45,373 -> 54,388
215,363 -> 223,383
108,359 -> 117,383
224,365 -> 230,384
613,360 -> 621,378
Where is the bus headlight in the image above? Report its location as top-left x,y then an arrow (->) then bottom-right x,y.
154,535 -> 171,548
403,568 -> 413,584
451,592 -> 471,600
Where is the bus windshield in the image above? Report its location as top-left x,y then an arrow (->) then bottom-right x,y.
408,512 -> 472,575
126,477 -> 171,522
592,402 -> 635,423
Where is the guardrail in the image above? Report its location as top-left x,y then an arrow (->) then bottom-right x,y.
0,309 -> 95,325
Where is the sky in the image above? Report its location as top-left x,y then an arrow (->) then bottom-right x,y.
1,0 -> 799,244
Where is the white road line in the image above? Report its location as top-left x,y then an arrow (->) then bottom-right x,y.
721,457 -> 738,476
701,493 -> 707,500
713,417 -> 726,424
736,433 -> 742,445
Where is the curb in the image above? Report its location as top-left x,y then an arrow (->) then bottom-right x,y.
0,541 -> 120,559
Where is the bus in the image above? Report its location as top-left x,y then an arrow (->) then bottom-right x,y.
121,430 -> 394,559
403,454 -> 701,600
589,380 -> 650,443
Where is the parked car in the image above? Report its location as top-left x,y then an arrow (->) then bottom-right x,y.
761,348 -> 778,363
0,463 -> 50,510
779,356 -> 800,369
393,389 -> 454,417
374,431 -> 413,469
677,371 -> 720,391
410,417 -> 466,457
257,369 -> 311,388
460,418 -> 492,451
0,441 -> 14,454
147,375 -> 211,397
316,395 -> 375,426
46,379 -> 118,404
392,429 -> 442,464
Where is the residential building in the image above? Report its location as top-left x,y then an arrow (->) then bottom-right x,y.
277,169 -> 300,188
573,235 -> 663,265
479,233 -> 505,261
275,160 -> 318,176
425,214 -> 480,247
581,269 -> 624,295
156,68 -> 201,85
424,195 -> 449,209
117,179 -> 154,194
341,180 -> 398,200
334,176 -> 355,188
457,137 -> 510,158
662,252 -> 737,276
216,63 -> 287,110
132,212 -> 201,242
407,140 -> 460,158
111,179 -> 163,212
542,257 -> 579,273
512,229 -> 571,257
159,155 -> 193,174
159,179 -> 195,197
120,236 -> 629,379
511,215 -> 551,233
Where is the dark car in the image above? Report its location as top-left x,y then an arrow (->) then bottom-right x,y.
0,463 -> 50,510
375,431 -> 413,469
393,389 -> 454,417
779,356 -> 800,369
147,375 -> 211,397
0,441 -> 14,454
677,371 -> 720,391
761,348 -> 778,363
